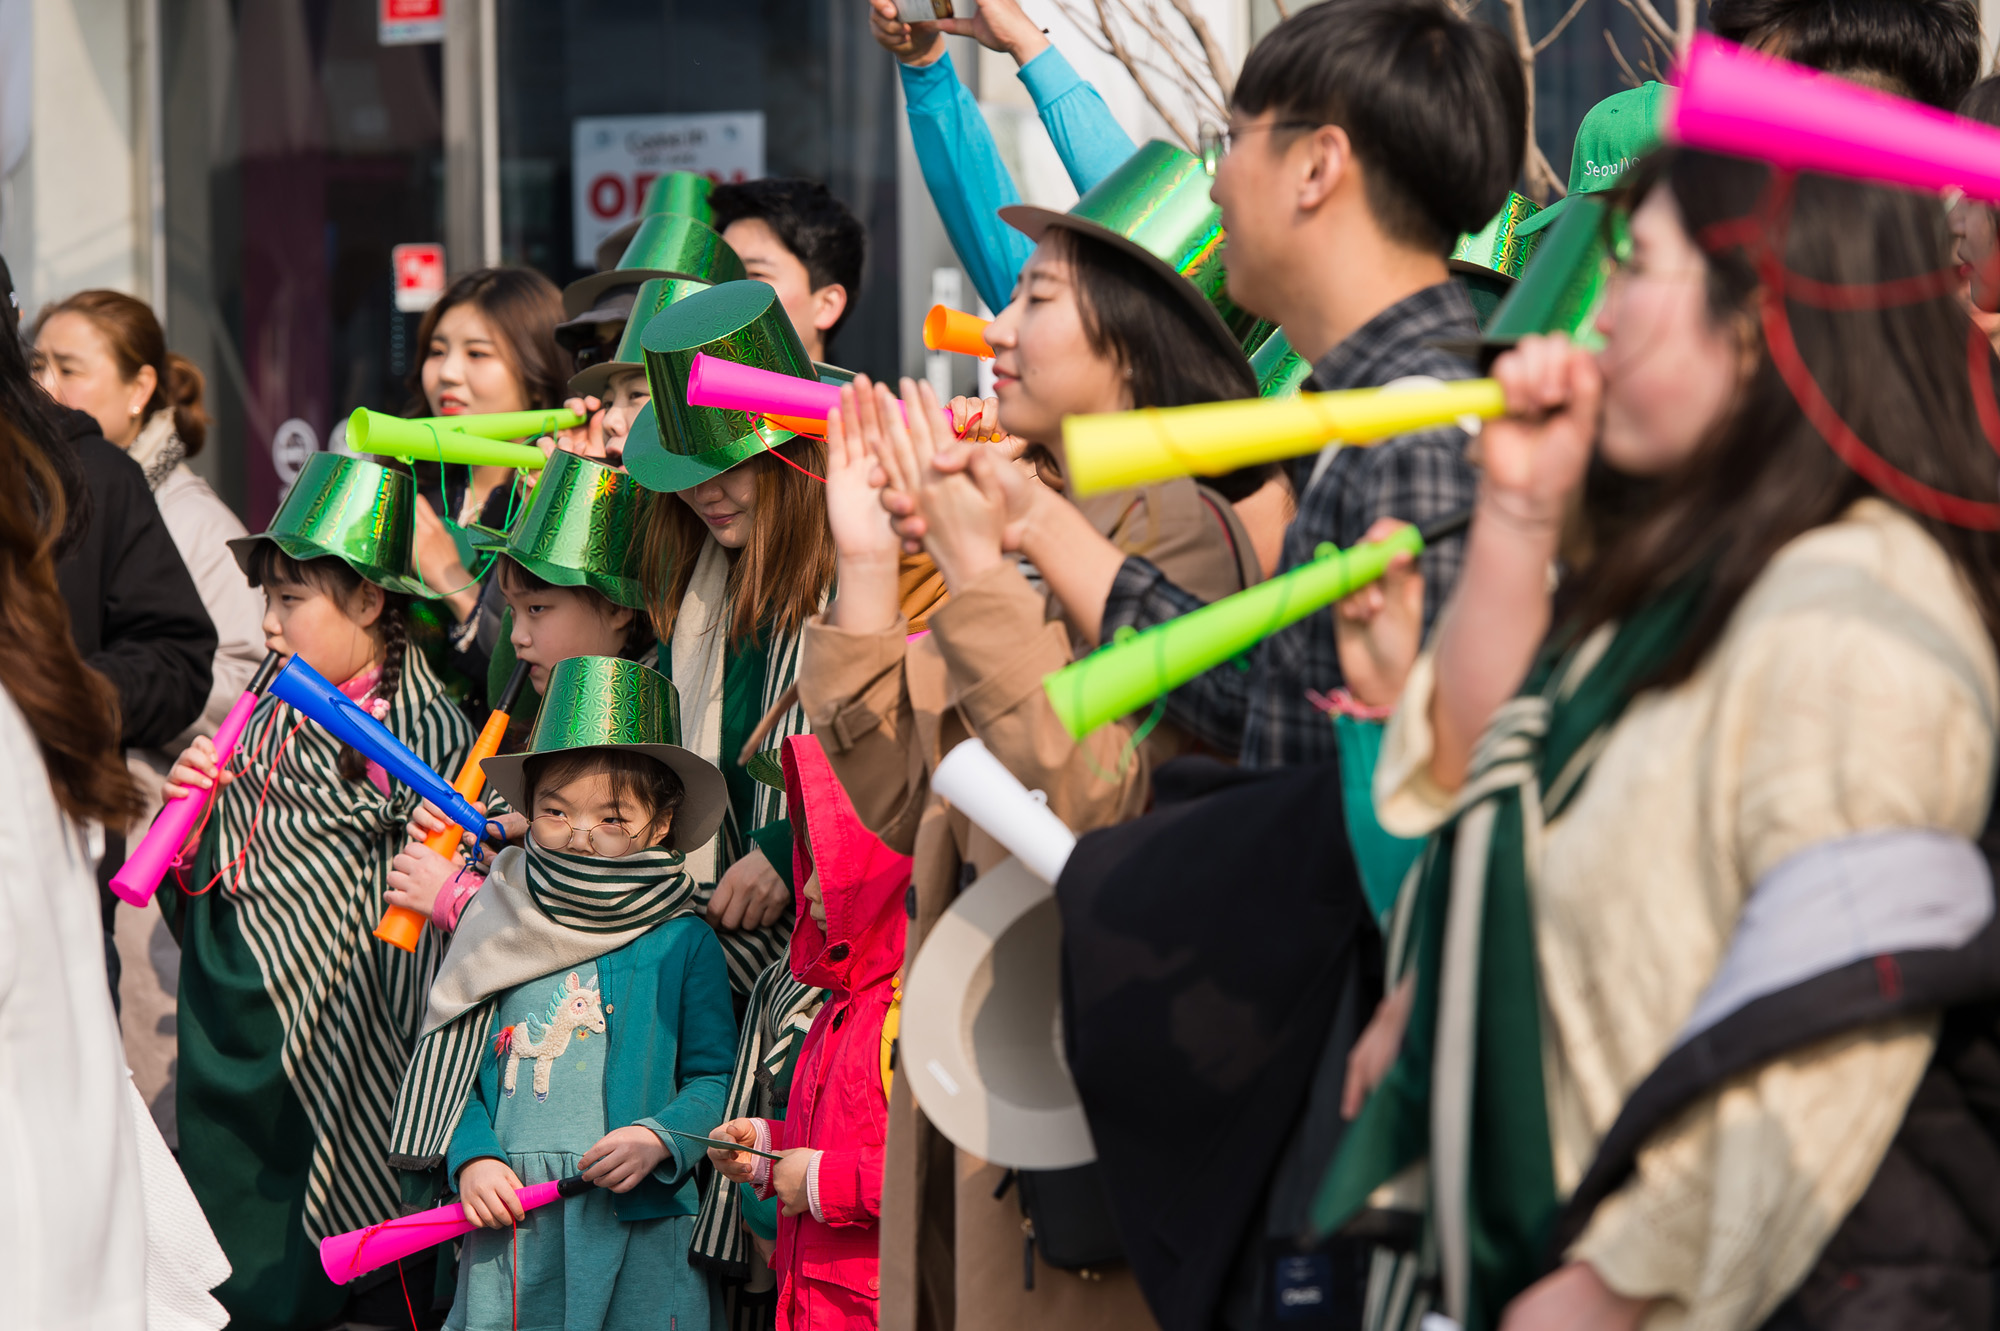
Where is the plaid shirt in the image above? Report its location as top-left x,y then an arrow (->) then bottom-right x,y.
1102,281 -> 1481,767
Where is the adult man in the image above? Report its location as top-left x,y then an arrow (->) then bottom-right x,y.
1710,0 -> 1979,108
709,179 -> 866,363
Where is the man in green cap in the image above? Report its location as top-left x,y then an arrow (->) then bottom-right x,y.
1512,82 -> 1664,243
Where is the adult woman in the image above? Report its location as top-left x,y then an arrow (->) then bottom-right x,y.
404,267 -> 570,689
0,341 -> 228,1329
1329,150 -> 2000,1331
801,213 -> 1261,1330
32,292 -> 267,797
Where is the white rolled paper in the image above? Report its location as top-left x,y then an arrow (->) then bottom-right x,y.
931,738 -> 1077,884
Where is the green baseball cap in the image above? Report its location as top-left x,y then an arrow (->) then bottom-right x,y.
480,656 -> 728,854
999,140 -> 1257,370
1516,82 -> 1665,237
568,276 -> 715,401
227,453 -> 434,598
474,450 -> 651,609
563,211 -> 746,320
623,280 -> 813,494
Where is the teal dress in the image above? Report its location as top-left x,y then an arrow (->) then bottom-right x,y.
447,952 -> 727,1331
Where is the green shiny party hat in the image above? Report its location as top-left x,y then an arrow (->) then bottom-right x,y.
568,276 -> 715,401
640,172 -> 716,225
624,279 -> 812,494
1250,327 -> 1312,398
1481,195 -> 1613,352
227,452 -> 433,598
480,655 -> 729,854
482,449 -> 651,608
564,212 -> 746,319
1000,140 -> 1257,367
1452,192 -> 1544,329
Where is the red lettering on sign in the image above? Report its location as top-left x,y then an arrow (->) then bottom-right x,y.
588,175 -> 627,220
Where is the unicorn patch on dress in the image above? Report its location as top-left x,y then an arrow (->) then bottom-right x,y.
494,972 -> 605,1102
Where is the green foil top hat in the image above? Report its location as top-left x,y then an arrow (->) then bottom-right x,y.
476,450 -> 651,608
1000,140 -> 1256,371
640,172 -> 715,225
563,212 -> 746,319
227,452 -> 433,598
568,276 -> 715,401
624,279 -> 812,493
481,656 -> 729,854
1250,327 -> 1312,398
1516,82 -> 1664,238
1453,193 -> 1545,329
1482,194 -> 1613,352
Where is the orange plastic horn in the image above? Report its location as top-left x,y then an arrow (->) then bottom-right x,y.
924,305 -> 993,358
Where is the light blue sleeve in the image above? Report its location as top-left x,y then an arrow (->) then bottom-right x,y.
1017,46 -> 1139,194
899,54 -> 1034,315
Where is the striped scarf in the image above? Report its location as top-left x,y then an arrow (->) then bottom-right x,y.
214,647 -> 473,1242
690,957 -> 825,1275
388,840 -> 702,1172
1312,572 -> 1711,1331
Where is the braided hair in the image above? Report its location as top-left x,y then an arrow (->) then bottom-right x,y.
242,543 -> 413,783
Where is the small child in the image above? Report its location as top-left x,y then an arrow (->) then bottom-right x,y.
160,454 -> 473,1331
387,654 -> 739,1331
708,733 -> 911,1330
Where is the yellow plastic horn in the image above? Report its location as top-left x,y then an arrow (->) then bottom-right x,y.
1061,379 -> 1505,497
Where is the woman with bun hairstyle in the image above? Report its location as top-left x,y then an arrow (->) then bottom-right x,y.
402,266 -> 572,693
33,291 -> 268,804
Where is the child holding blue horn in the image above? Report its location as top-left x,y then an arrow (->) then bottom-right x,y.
158,453 -> 474,1330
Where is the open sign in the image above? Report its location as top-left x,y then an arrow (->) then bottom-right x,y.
571,113 -> 764,265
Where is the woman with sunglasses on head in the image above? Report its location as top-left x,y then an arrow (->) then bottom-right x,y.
1327,149 -> 2000,1331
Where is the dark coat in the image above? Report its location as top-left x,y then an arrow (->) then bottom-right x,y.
53,408 -> 217,749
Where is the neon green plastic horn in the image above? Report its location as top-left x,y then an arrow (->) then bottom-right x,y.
346,409 -> 579,469
1043,511 -> 1469,740
401,408 -> 588,441
1062,379 -> 1505,497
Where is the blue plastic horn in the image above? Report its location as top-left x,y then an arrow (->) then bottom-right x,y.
267,655 -> 488,838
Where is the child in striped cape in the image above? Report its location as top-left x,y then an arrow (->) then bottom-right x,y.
388,655 -> 740,1331
159,454 -> 474,1331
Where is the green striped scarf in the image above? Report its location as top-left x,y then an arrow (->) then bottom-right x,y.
1312,572 -> 1709,1331
388,840 -> 700,1173
214,647 -> 473,1242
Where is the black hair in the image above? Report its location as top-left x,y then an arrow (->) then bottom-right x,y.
244,543 -> 411,783
494,556 -> 655,661
523,747 -> 686,837
1231,0 -> 1524,255
1710,0 -> 1979,110
0,293 -> 89,558
709,179 -> 867,342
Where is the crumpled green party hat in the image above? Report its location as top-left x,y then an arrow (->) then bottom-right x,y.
1000,140 -> 1258,367
624,279 -> 812,493
227,452 -> 433,598
564,211 -> 745,319
477,450 -> 650,608
480,656 -> 728,853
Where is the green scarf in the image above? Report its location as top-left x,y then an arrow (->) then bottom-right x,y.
1312,572 -> 1709,1331
388,840 -> 700,1173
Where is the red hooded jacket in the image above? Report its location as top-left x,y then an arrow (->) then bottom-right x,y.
761,734 -> 910,1331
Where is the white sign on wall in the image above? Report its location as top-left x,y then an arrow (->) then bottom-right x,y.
571,113 -> 765,266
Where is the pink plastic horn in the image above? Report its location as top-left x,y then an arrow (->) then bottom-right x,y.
319,1174 -> 591,1283
110,652 -> 283,907
685,354 -> 955,430
1671,34 -> 2000,204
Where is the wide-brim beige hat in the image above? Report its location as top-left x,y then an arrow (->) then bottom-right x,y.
899,856 -> 1097,1170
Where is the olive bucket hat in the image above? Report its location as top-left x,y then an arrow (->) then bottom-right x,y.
999,139 -> 1259,369
480,655 -> 729,854
471,449 -> 652,609
622,279 -> 817,494
227,452 -> 434,598
562,211 -> 746,321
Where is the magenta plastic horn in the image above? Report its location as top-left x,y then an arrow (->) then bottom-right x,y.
110,652 -> 283,907
685,353 -> 954,429
1672,34 -> 2000,204
319,1174 -> 591,1283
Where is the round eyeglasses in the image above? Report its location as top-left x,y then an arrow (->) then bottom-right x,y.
530,814 -> 644,858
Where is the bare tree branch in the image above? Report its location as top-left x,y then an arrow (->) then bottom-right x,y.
1270,0 -> 1291,18
1533,0 -> 1596,54
1080,0 -> 1198,150
1604,27 -> 1644,86
1164,0 -> 1237,100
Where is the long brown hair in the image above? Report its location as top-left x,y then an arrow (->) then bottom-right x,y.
1566,148 -> 2000,686
404,267 -> 571,412
0,410 -> 140,826
34,289 -> 210,456
640,436 -> 837,646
